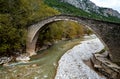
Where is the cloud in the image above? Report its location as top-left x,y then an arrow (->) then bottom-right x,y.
90,0 -> 120,13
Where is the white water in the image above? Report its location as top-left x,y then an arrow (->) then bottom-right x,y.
55,35 -> 106,79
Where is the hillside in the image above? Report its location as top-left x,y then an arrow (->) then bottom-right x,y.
0,0 -> 59,56
61,0 -> 120,18
44,0 -> 120,23
0,0 -> 87,56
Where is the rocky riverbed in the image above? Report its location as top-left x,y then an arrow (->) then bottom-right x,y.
55,35 -> 106,79
0,34 -> 107,79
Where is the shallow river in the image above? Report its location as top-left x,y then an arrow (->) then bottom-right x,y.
0,37 -> 83,79
0,35 -> 105,79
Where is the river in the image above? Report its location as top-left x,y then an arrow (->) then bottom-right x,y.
0,34 -> 106,79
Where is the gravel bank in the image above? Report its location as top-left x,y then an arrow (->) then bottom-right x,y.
55,35 -> 106,79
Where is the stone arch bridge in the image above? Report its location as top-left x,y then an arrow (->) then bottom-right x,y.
27,15 -> 120,63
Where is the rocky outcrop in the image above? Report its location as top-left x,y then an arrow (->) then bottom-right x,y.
60,0 -> 120,18
91,52 -> 120,79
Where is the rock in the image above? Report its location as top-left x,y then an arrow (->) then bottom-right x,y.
44,42 -> 52,46
44,75 -> 48,78
32,64 -> 37,67
62,38 -> 66,41
27,51 -> 37,56
91,53 -> 120,79
3,63 -> 9,67
53,62 -> 57,67
13,52 -> 21,56
16,55 -> 30,63
39,46 -> 48,51
0,57 -> 13,65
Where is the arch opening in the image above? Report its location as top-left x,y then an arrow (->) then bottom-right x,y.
27,18 -> 109,57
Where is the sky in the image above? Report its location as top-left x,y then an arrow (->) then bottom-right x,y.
90,0 -> 120,13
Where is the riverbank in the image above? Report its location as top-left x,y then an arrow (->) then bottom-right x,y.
0,35 -> 83,79
55,35 -> 106,79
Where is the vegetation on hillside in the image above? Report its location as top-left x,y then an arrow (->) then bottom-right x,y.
37,21 -> 87,47
0,0 -> 90,56
44,0 -> 120,23
0,0 -> 60,56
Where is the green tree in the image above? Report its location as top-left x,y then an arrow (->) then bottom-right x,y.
37,21 -> 85,47
0,0 -> 60,56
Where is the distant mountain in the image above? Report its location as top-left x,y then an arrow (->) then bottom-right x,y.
44,0 -> 120,23
60,0 -> 120,18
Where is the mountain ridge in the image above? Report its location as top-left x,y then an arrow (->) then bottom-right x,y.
60,0 -> 120,18
44,0 -> 120,23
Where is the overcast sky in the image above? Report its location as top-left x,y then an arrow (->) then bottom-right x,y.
90,0 -> 120,13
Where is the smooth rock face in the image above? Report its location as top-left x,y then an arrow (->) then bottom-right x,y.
60,0 -> 120,18
55,35 -> 106,79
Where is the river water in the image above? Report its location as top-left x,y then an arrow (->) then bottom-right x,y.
0,35 -> 106,79
0,37 -> 83,79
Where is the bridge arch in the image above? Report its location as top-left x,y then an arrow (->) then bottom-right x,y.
26,15 -> 120,63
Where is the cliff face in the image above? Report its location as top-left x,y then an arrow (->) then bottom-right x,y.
60,0 -> 120,18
